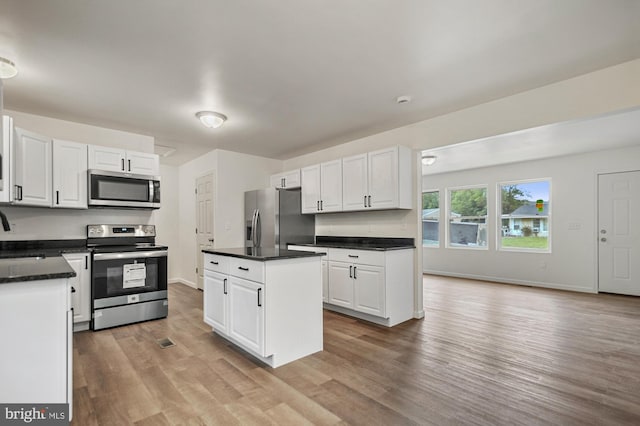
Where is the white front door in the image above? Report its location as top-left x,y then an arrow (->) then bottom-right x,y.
598,170 -> 640,295
196,173 -> 215,290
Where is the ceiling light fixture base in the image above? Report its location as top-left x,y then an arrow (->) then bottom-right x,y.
0,57 -> 18,79
196,111 -> 227,128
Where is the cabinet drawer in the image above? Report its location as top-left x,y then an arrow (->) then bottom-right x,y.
204,253 -> 230,274
229,258 -> 265,283
328,248 -> 385,266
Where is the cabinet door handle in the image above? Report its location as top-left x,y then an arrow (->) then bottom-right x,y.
320,200 -> 323,211
121,158 -> 125,171
71,286 -> 76,293
85,256 -> 88,270
257,288 -> 262,307
317,200 -> 320,211
348,254 -> 359,258
15,185 -> 23,201
354,266 -> 357,279
128,159 -> 131,172
368,195 -> 372,207
364,195 -> 367,207
56,190 -> 60,205
19,185 -> 23,201
223,278 -> 227,295
238,266 -> 249,271
210,261 -> 219,265
282,178 -> 286,188
349,265 -> 353,278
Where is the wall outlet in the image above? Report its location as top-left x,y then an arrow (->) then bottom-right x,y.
8,223 -> 17,234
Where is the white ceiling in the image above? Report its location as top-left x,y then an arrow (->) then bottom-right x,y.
421,107 -> 640,175
1,0 -> 640,165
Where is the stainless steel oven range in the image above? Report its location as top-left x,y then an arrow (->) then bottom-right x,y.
87,224 -> 168,330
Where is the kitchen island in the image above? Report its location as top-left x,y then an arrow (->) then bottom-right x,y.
202,247 -> 324,368
0,255 -> 75,417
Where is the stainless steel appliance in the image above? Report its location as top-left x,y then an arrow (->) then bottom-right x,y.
245,187 -> 315,249
88,169 -> 160,209
88,224 -> 168,330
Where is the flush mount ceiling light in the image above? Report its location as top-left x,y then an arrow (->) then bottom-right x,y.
0,57 -> 18,79
196,111 -> 227,129
422,155 -> 437,166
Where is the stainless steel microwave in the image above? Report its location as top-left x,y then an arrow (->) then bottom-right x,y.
88,169 -> 160,209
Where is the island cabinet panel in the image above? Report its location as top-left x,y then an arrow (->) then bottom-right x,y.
202,251 -> 323,368
203,269 -> 229,334
0,278 -> 72,412
228,277 -> 265,356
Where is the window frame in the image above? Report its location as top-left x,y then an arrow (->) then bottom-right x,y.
446,184 -> 489,250
422,189 -> 441,248
497,178 -> 552,253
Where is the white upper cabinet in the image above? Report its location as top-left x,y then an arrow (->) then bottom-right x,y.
13,127 -> 52,207
342,146 -> 412,211
126,151 -> 160,175
52,139 -> 88,209
301,164 -> 321,214
342,153 -> 368,211
88,145 -> 159,175
301,159 -> 343,214
88,145 -> 124,172
270,169 -> 301,189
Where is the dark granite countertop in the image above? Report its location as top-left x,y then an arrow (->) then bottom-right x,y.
294,236 -> 415,251
0,256 -> 76,284
0,239 -> 90,259
203,247 -> 324,261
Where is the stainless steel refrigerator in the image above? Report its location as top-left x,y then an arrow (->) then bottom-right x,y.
245,187 -> 315,249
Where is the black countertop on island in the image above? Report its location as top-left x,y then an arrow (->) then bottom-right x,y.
0,256 -> 76,284
294,236 -> 415,251
203,247 -> 325,261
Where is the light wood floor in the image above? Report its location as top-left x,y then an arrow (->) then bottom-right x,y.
72,276 -> 640,425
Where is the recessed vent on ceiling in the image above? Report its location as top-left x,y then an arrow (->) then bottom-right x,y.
154,144 -> 176,158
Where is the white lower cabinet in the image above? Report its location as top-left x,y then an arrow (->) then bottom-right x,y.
62,252 -> 91,330
327,261 -> 354,308
228,277 -> 264,356
203,270 -> 228,334
326,247 -> 414,327
202,252 -> 323,367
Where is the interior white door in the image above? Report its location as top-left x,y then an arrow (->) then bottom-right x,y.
598,171 -> 640,295
196,173 -> 215,290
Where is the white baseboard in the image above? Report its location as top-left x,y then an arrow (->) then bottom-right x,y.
423,270 -> 596,294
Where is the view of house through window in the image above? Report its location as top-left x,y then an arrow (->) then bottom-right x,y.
500,180 -> 550,250
422,190 -> 439,246
448,187 -> 487,248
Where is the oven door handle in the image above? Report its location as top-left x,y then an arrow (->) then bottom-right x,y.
93,250 -> 168,261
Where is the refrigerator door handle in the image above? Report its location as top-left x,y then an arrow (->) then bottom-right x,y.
251,209 -> 258,246
255,209 -> 262,247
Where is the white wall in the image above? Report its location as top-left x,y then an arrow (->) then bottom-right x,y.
174,149 -> 281,287
422,144 -> 640,293
155,164 -> 179,280
1,110 -> 156,241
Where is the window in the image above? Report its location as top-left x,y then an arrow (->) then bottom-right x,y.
422,190 -> 439,247
499,180 -> 551,251
448,186 -> 487,248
